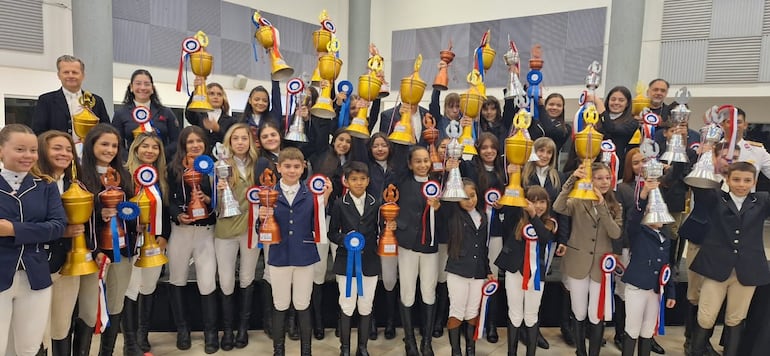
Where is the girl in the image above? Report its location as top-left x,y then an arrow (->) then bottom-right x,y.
503,89 -> 570,154
185,81 -> 237,154
496,186 -> 557,356
553,162 -> 623,356
240,82 -> 283,135
441,178 -> 493,356
76,123 -> 136,356
480,96 -> 510,145
0,124 -> 67,356
32,131 -> 85,356
111,69 -> 180,160
122,132 -> 171,355
166,126 -> 218,354
596,86 -> 638,176
428,67 -> 461,139
214,123 -> 261,349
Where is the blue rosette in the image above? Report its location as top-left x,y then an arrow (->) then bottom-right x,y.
527,70 -> 542,120
337,80 -> 354,129
194,155 -> 216,209
344,231 -> 365,298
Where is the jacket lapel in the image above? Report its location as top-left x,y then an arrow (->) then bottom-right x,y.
55,89 -> 71,119
721,192 -> 741,217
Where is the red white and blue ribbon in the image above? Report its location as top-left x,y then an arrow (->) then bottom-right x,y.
527,70 -> 542,120
344,231 -> 365,298
656,264 -> 672,335
521,224 -> 541,291
134,165 -> 162,235
246,186 -> 262,249
284,78 -> 305,135
718,105 -> 739,163
250,13 -> 265,62
484,188 -> 500,246
194,155 -> 216,210
308,174 -> 328,244
600,140 -> 619,191
544,217 -> 559,273
572,104 -> 588,139
132,106 -> 154,135
598,253 -> 617,321
337,80 -> 354,129
642,112 -> 660,139
474,280 -> 499,340
474,31 -> 489,81
321,19 -> 336,33
421,180 -> 440,246
94,254 -> 110,334
176,37 -> 201,94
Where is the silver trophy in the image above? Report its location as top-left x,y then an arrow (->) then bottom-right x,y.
660,87 -> 691,163
285,74 -> 310,143
585,61 -> 602,91
213,143 -> 242,218
684,108 -> 724,188
503,36 -> 527,102
441,121 -> 468,201
640,139 -> 676,225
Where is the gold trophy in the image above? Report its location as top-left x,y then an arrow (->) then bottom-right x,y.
389,55 -> 426,145
569,106 -> 604,200
377,184 -> 400,256
60,164 -> 99,276
498,109 -> 533,207
433,41 -> 455,91
186,31 -> 214,112
131,165 -> 168,268
632,81 -> 651,117
480,30 -> 496,71
347,50 -> 383,138
72,92 -> 99,138
258,169 -> 281,245
370,44 -> 390,98
310,38 -> 343,119
253,11 -> 294,81
458,70 -> 485,157
311,10 -> 335,85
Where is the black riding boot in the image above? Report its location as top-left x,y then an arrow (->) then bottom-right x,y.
525,323 -> 539,356
137,293 -> 153,352
169,285 -> 191,350
72,318 -> 93,356
97,313 -> 122,356
588,321 -> 604,356
448,324 -> 462,356
368,313 -> 377,341
339,313 -> 352,356
201,293 -> 220,354
235,282 -> 255,348
356,314 -> 372,356
465,320 -> 477,356
574,319 -> 587,356
220,292 -> 236,351
650,337 -> 665,354
420,303 -> 436,356
383,288 -> 397,339
723,322 -> 744,356
399,302 -> 419,356
432,282 -> 448,338
638,337 -> 653,356
298,308 -> 313,356
614,294 -> 626,351
287,306 -> 300,340
262,281 -> 274,340
561,292 -> 576,346
121,298 -> 144,356
311,284 -> 325,340
272,309 -> 287,356
507,321 -> 520,356
486,292 -> 500,343
51,334 -> 72,356
621,335 -> 636,356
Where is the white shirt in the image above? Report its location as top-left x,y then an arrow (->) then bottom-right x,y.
484,164 -> 495,172
207,108 -> 222,122
350,193 -> 366,216
651,228 -> 665,243
62,87 -> 82,116
280,181 -> 300,206
133,100 -> 151,108
233,156 -> 248,178
376,160 -> 388,172
0,169 -> 27,192
96,166 -> 109,175
468,209 -> 482,229
729,192 -> 746,211
536,166 -> 549,186
56,175 -> 65,194
414,175 -> 428,183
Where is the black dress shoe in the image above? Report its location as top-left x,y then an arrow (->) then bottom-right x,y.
537,330 -> 550,349
651,337 -> 665,354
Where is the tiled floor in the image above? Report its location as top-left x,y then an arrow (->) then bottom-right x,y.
92,325 -> 721,355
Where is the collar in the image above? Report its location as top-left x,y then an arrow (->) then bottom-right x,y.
350,192 -> 366,205
376,160 -> 388,170
62,87 -> 80,98
233,156 -> 249,168
96,165 -> 109,174
484,164 -> 495,172
279,180 -> 300,194
729,192 -> 747,205
536,165 -> 549,176
134,100 -> 151,108
414,175 -> 428,183
0,169 -> 27,184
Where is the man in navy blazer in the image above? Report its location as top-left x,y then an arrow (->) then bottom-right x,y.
31,55 -> 111,137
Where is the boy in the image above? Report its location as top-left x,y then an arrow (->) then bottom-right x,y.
688,161 -> 770,356
328,161 -> 394,356
260,147 -> 332,356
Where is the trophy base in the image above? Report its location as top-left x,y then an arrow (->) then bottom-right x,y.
498,188 -> 528,207
377,243 -> 397,256
568,181 -> 599,201
433,84 -> 448,91
188,98 -> 214,113
310,98 -> 337,119
60,252 -> 99,276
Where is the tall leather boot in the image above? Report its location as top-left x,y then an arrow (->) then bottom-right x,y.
262,281 -> 274,340
220,292 -> 236,350
339,313 -> 352,356
36,345 -> 47,356
447,317 -> 463,356
561,292 -> 576,346
613,294 -> 626,351
683,301 -> 696,353
723,322 -> 744,356
525,323 -> 539,356
486,292 -> 499,343
432,282 -> 449,338
311,284 -> 325,340
121,297 -> 144,356
507,321 -> 520,356
399,302 -> 419,356
368,313 -> 377,341
51,334 -> 72,356
272,309 -> 287,356
357,314 -> 372,356
650,337 -> 665,354
72,318 -> 93,356
297,308 -> 313,356
574,319 -> 588,356
638,337 -> 653,356
287,306 -> 300,340
201,293 -> 220,354
588,321 -> 605,356
98,313 -> 122,356
621,335 -> 636,356
383,288 -> 397,339
421,303 -> 436,356
136,293 -> 154,352
235,282 -> 255,348
169,285 -> 191,350
465,318 -> 478,356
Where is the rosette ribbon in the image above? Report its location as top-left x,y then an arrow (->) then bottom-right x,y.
642,112 -> 660,140
521,224 -> 541,291
344,231 -> 365,298
176,36 -> 201,94
94,254 -> 110,334
246,186 -> 262,249
544,218 -> 559,274
284,78 -> 305,134
597,253 -> 617,321
474,280 -> 499,340
132,106 -> 155,135
656,264 -> 672,335
194,155 -> 216,210
527,69 -> 542,120
308,174 -> 329,244
601,140 -> 620,191
337,80 -> 354,129
421,181 -> 440,246
484,188 -> 500,246
135,165 -> 163,236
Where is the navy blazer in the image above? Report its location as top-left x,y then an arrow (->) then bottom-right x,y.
184,107 -> 237,156
328,192 -> 382,277
267,183 -> 321,267
0,174 -> 67,291
44,178 -> 72,273
168,166 -> 216,227
689,189 -> 770,286
31,88 -> 111,136
112,103 -> 180,161
622,198 -> 676,299
495,206 -> 556,280
393,175 -> 437,254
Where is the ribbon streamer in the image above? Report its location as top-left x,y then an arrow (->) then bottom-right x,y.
544,218 -> 559,273
421,181 -> 440,246
475,280 -> 499,340
598,253 -> 617,321
246,186 -> 262,249
656,264 -> 671,335
344,231 -> 365,298
337,80 -> 354,129
176,37 -> 200,94
194,155 -> 216,210
527,70 -> 542,119
484,189 -> 500,246
94,254 -> 110,334
521,224 -> 541,291
600,140 -> 619,191
308,175 -> 329,244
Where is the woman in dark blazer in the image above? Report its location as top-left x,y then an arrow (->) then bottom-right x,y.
239,81 -> 283,134
184,81 -> 237,155
111,69 -> 180,162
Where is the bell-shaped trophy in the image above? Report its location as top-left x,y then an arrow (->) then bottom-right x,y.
480,30 -> 496,71
131,165 -> 168,268
640,139 -> 676,224
632,81 -> 651,117
310,38 -> 344,119
684,118 -> 724,189
347,52 -> 383,138
503,36 -> 526,101
433,41 -> 455,91
422,114 -> 443,173
72,92 -> 100,139
459,70 -> 485,157
98,168 -> 127,250
214,143 -> 242,218
285,76 -> 310,143
441,121 -> 469,201
258,169 -> 281,244
569,106 -> 604,200
311,10 -> 335,85
253,12 -> 294,81
499,109 -> 534,206
378,184 -> 400,256
184,31 -> 214,113
183,154 -> 208,221
389,55 -> 426,145
660,87 -> 691,163
60,163 -> 99,276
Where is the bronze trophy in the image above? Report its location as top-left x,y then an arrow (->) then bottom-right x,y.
422,114 -> 443,173
258,169 -> 281,244
433,41 -> 455,91
60,163 -> 99,276
99,168 -> 126,250
183,154 -> 208,221
378,184 -> 400,256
